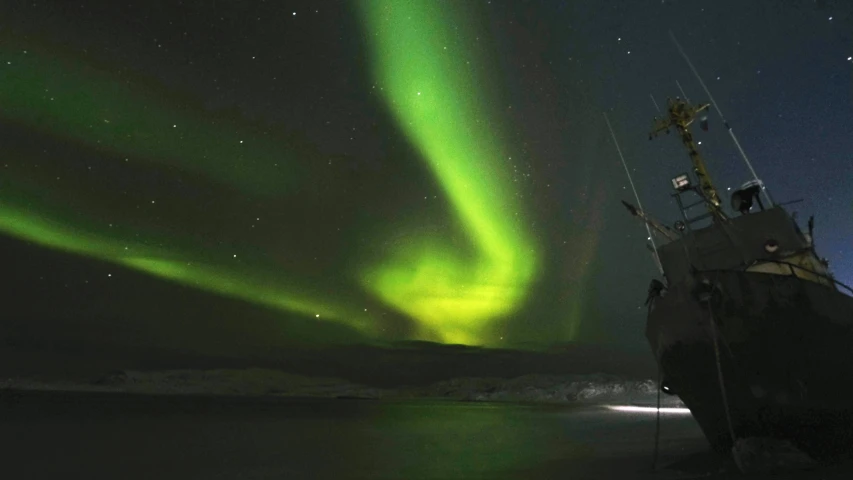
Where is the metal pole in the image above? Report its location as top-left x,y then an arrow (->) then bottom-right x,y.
604,112 -> 664,275
669,30 -> 774,207
675,80 -> 690,104
649,94 -> 661,113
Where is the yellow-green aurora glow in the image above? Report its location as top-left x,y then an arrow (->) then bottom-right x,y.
358,1 -> 539,344
0,1 -> 542,345
0,49 -> 300,195
0,200 -> 373,334
0,47 -> 373,336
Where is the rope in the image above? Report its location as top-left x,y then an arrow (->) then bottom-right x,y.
650,296 -> 663,471
652,358 -> 663,471
707,286 -> 738,454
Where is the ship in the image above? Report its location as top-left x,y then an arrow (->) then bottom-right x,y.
624,96 -> 853,459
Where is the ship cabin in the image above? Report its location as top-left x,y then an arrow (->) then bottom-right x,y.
656,175 -> 836,290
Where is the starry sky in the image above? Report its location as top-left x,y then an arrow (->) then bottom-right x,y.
1,0 -> 851,356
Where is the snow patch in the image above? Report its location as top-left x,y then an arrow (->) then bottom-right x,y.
402,373 -> 679,406
2,369 -> 684,406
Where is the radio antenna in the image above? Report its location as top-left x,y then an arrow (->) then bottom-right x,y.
675,80 -> 690,104
649,94 -> 662,113
604,112 -> 664,275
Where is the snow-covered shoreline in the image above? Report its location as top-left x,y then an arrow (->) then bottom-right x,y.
1,368 -> 684,406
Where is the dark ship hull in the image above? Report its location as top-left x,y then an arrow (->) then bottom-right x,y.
619,95 -> 853,459
648,269 -> 853,458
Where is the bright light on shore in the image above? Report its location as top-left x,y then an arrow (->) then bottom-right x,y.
606,405 -> 692,415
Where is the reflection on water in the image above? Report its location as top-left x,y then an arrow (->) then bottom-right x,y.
2,392 -> 707,479
347,402 -> 584,478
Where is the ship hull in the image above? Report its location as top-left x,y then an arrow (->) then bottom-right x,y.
647,270 -> 853,458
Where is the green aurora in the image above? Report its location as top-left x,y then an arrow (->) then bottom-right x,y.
0,46 -> 375,336
0,1 -> 569,346
357,1 -> 539,344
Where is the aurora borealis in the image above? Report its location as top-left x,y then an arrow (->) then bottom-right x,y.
0,47 -> 373,335
2,0 -> 852,354
358,1 -> 539,344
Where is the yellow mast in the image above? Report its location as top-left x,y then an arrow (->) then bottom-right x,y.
649,97 -> 724,220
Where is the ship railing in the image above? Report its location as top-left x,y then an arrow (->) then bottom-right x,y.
742,259 -> 853,297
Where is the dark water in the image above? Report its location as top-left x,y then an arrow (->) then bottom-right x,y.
0,389 -> 812,479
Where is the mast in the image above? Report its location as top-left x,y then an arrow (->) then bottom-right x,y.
649,97 -> 724,221
669,31 -> 774,208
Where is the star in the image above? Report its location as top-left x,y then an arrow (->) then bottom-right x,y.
3,0 -> 852,352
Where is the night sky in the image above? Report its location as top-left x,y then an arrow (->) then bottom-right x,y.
2,0 -> 851,356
